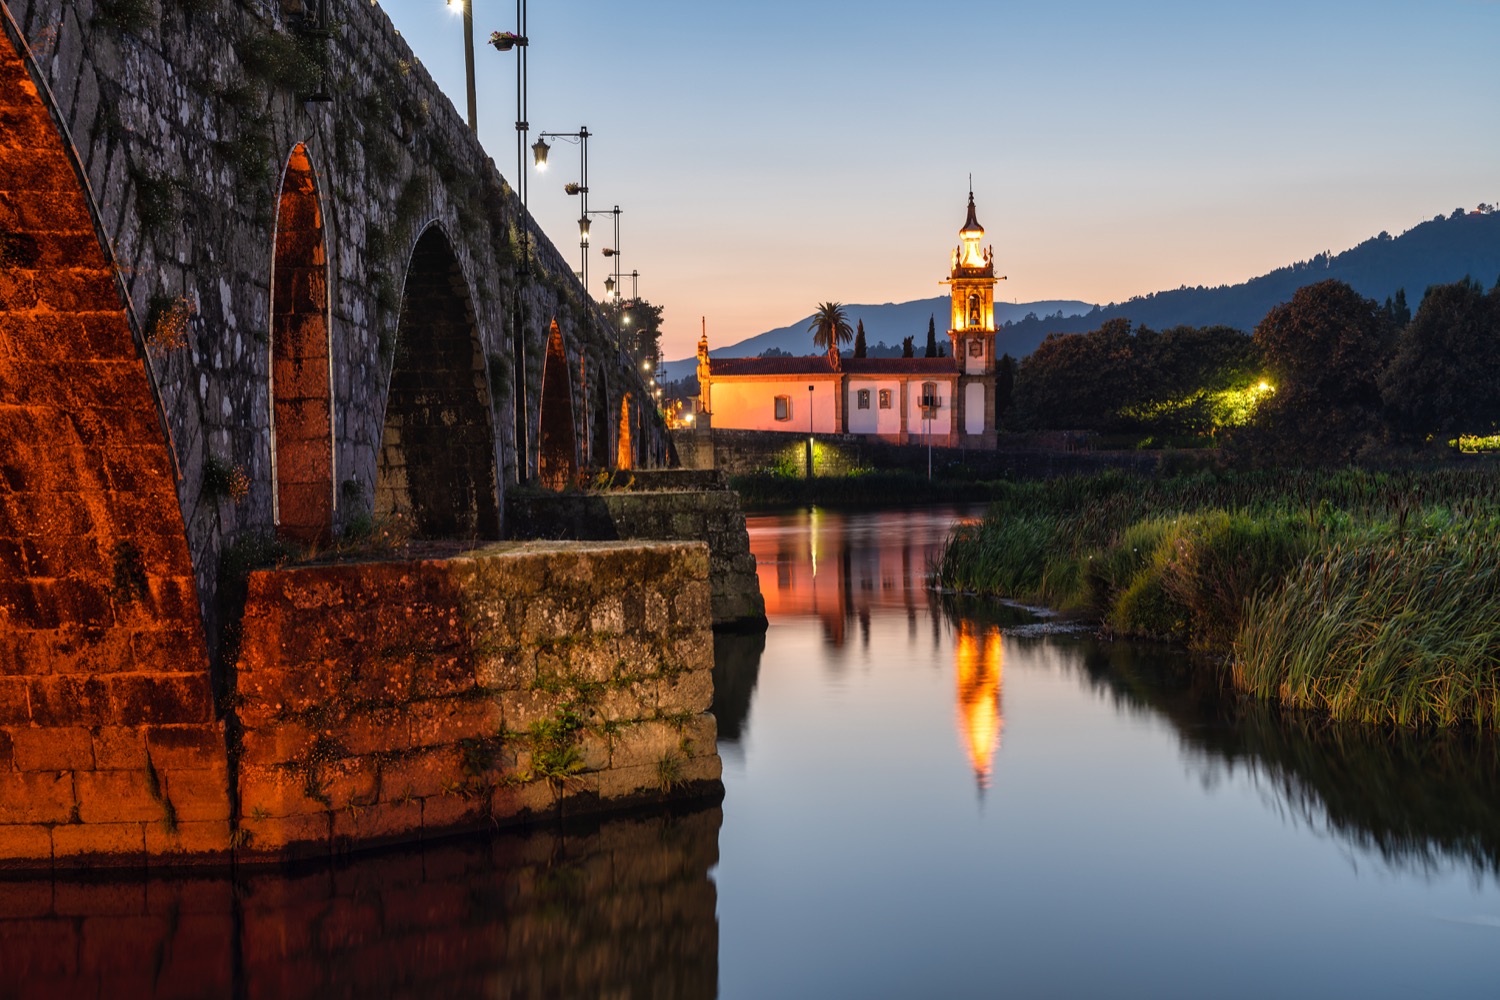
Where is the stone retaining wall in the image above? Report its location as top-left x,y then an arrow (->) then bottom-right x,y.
507,478 -> 767,631
233,540 -> 721,861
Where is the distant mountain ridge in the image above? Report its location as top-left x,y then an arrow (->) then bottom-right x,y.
996,209 -> 1500,356
663,208 -> 1500,377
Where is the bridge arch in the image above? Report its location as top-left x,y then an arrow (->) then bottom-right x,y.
375,223 -> 500,539
0,25 -> 208,669
269,143 -> 333,544
537,320 -> 577,490
616,393 -> 634,471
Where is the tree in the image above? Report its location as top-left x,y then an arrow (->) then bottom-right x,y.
994,353 -> 1017,427
601,297 -> 665,368
808,302 -> 853,353
901,336 -> 914,358
924,315 -> 938,358
853,319 -> 868,358
1232,279 -> 1396,464
1382,288 -> 1411,327
1381,277 -> 1500,443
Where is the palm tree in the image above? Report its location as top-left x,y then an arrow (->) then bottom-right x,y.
808,302 -> 853,354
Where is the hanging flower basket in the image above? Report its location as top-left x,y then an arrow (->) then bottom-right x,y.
489,31 -> 526,51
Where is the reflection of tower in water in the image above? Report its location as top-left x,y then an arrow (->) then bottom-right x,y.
954,621 -> 1004,790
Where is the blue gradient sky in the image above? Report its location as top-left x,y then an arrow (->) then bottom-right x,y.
378,0 -> 1500,358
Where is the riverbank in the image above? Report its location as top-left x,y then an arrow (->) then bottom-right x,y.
937,468 -> 1500,728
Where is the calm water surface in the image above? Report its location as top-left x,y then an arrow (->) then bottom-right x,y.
713,506 -> 1500,998
6,506 -> 1500,998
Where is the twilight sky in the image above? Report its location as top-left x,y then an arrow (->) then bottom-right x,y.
378,0 -> 1500,358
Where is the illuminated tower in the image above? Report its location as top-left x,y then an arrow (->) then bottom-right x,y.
940,186 -> 1004,447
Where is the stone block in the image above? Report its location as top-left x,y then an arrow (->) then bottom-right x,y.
329,798 -> 424,848
408,696 -> 502,748
657,669 -> 713,716
679,712 -> 718,756
238,764 -> 332,820
377,746 -> 462,803
239,810 -> 331,855
105,673 -> 213,726
52,822 -> 146,866
238,721 -> 314,768
160,766 -> 232,822
0,770 -> 75,824
597,679 -> 655,723
597,762 -> 661,801
75,769 -> 164,824
143,819 -> 233,858
320,757 -> 380,810
10,725 -> 93,771
145,724 -> 225,770
91,726 -> 147,770
609,720 -> 679,770
338,706 -> 411,756
418,790 -> 485,833
473,645 -> 534,692
579,729 -> 610,773
0,823 -> 54,867
498,688 -> 564,733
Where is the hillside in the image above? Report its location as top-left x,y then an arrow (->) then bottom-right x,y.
997,208 -> 1500,356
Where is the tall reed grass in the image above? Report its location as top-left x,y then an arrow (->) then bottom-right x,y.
939,466 -> 1500,728
1235,525 -> 1500,728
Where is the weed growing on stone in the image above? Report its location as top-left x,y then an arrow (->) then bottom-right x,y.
240,30 -> 322,97
131,169 -> 177,232
656,752 -> 684,793
95,0 -> 159,36
145,293 -> 192,355
109,541 -> 149,605
142,752 -> 179,834
201,455 -> 250,503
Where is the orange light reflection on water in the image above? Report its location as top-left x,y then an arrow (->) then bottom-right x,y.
747,507 -> 1003,789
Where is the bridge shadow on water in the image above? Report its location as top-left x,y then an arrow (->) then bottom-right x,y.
0,805 -> 720,999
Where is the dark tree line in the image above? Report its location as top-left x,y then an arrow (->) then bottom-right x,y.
1009,276 -> 1500,463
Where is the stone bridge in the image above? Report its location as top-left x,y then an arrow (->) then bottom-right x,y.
0,0 -> 690,866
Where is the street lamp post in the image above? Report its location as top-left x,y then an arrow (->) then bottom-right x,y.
806,383 -> 815,479
448,0 -> 478,130
532,128 -> 591,292
489,8 -> 532,482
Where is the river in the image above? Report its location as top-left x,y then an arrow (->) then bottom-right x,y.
5,506 -> 1500,997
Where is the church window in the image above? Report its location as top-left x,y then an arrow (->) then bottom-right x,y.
919,382 -> 940,411
774,395 -> 791,421
857,389 -> 871,410
878,389 -> 892,409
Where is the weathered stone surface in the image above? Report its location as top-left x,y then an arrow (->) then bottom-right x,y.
0,0 -> 677,868
231,542 -> 720,857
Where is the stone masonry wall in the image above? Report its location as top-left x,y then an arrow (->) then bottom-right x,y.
507,476 -> 768,631
233,540 -> 720,860
1,0 -> 672,658
0,806 -> 720,998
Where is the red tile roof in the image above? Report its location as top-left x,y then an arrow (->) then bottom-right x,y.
708,355 -> 958,377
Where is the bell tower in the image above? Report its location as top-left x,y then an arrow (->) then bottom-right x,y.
940,184 -> 1004,447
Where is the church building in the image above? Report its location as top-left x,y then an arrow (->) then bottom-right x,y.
697,190 -> 1002,448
